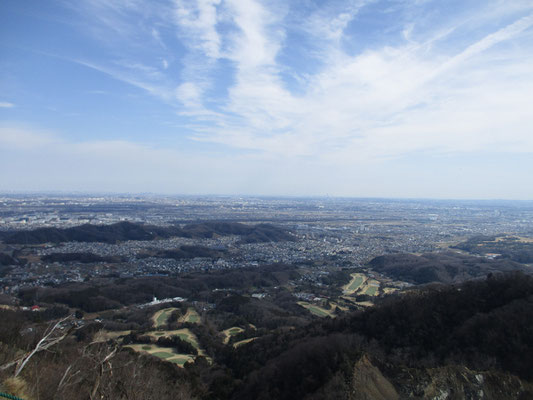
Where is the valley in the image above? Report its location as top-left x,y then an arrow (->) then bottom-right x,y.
1,195 -> 532,399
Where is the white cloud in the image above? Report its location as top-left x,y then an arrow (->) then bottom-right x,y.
185,3 -> 533,163
303,0 -> 370,42
225,0 -> 282,68
175,82 -> 202,107
0,125 -> 58,149
174,0 -> 221,58
2,125 -> 531,198
26,0 -> 533,197
72,59 -> 174,101
0,102 -> 14,108
0,125 -> 290,194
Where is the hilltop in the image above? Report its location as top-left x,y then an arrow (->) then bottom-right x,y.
2,221 -> 294,245
230,272 -> 533,399
368,251 -> 530,284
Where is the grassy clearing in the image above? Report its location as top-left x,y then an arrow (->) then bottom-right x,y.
92,330 -> 131,343
168,356 -> 194,366
330,302 -> 349,312
152,307 -> 178,328
178,308 -> 200,324
494,236 -> 533,243
382,287 -> 398,295
341,294 -> 376,308
125,344 -> 195,367
297,301 -> 335,318
343,273 -> 366,294
364,286 -> 378,296
146,328 -> 199,349
145,329 -> 210,359
152,352 -> 173,359
233,338 -> 257,348
222,327 -> 244,344
362,280 -> 380,296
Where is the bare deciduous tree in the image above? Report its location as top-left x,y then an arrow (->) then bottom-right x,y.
0,315 -> 75,377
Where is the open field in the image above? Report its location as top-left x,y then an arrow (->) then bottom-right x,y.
145,328 -> 210,359
146,328 -> 200,349
355,301 -> 374,307
297,301 -> 335,318
341,294 -> 374,307
364,285 -> 378,296
178,308 -> 200,323
152,307 -> 178,328
233,338 -> 257,348
222,326 -> 244,344
343,273 -> 366,294
495,236 -> 533,243
361,280 -> 380,296
382,287 -> 399,295
93,330 -> 131,342
125,344 -> 195,366
330,302 -> 349,312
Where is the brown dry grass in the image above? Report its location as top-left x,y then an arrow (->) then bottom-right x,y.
1,377 -> 32,399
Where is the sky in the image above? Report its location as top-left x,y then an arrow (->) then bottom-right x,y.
1,0 -> 532,199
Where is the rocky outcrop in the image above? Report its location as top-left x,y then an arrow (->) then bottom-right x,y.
350,355 -> 399,400
350,355 -> 533,400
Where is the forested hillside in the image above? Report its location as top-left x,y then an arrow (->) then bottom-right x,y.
2,272 -> 532,399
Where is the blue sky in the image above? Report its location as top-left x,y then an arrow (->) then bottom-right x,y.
1,0 -> 532,199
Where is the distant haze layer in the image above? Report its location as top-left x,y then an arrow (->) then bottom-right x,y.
1,1 -> 533,199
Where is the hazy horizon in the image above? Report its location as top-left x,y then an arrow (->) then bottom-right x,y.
1,1 -> 533,199
3,190 -> 533,203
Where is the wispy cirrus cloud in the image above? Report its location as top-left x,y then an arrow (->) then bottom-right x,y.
71,58 -> 175,101
0,124 -> 58,149
31,1 -> 533,167
4,0 -> 533,198
174,0 -> 222,59
167,0 -> 533,161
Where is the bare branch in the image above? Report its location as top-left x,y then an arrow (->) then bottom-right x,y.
57,364 -> 74,391
0,315 -> 75,377
89,347 -> 118,400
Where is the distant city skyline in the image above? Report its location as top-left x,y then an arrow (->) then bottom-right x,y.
1,1 -> 533,199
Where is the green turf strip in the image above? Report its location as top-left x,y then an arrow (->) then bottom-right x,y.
152,352 -> 174,359
347,276 -> 364,291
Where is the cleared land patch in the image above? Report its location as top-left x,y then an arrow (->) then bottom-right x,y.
330,302 -> 348,312
152,307 -> 178,328
222,326 -> 244,344
93,330 -> 131,343
125,344 -> 195,367
355,301 -> 374,307
361,280 -> 380,296
178,307 -> 200,323
152,351 -> 173,359
146,328 -> 200,349
297,301 -> 335,318
495,236 -> 533,243
382,287 -> 399,295
145,328 -> 211,360
343,273 -> 366,294
233,338 -> 257,348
